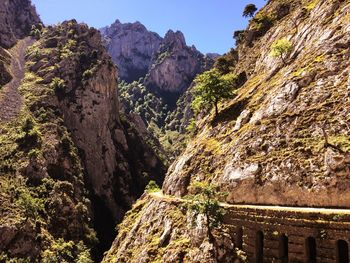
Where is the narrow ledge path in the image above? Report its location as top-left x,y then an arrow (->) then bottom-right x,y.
150,191 -> 350,215
0,37 -> 34,123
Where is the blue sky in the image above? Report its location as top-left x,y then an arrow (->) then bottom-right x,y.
31,0 -> 266,54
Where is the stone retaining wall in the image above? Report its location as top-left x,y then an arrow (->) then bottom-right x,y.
224,207 -> 350,263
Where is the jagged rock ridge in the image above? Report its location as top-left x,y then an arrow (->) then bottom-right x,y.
101,20 -> 162,82
101,21 -> 213,108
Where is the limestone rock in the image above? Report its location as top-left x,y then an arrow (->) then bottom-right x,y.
101,20 -> 162,82
144,30 -> 212,107
0,0 -> 40,48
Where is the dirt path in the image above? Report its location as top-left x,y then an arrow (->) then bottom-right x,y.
0,37 -> 34,123
150,191 -> 350,215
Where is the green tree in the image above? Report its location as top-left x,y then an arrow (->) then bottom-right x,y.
17,191 -> 44,222
214,49 -> 238,75
186,182 -> 226,243
145,180 -> 160,193
192,69 -> 236,117
233,30 -> 245,45
243,4 -> 258,18
270,38 -> 292,65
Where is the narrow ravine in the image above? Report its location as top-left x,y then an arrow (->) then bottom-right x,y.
0,37 -> 34,123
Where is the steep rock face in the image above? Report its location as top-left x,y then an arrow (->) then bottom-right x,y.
163,0 -> 350,207
105,0 -> 350,261
101,21 -> 213,110
101,20 -> 162,82
144,30 -> 212,108
0,7 -> 95,261
0,0 -> 39,87
27,20 -> 167,255
103,195 -> 234,263
0,0 -> 40,48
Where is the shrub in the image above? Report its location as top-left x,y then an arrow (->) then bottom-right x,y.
50,77 -> 66,92
243,4 -> 258,18
252,14 -> 275,34
186,182 -> 226,242
16,118 -> 42,151
17,191 -> 44,221
30,24 -> 43,40
233,30 -> 245,45
270,38 -> 293,65
145,180 -> 161,193
186,118 -> 197,135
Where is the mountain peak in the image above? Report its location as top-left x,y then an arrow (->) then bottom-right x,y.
164,29 -> 186,47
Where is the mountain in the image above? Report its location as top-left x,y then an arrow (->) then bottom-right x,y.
143,29 -> 213,108
100,20 -> 162,83
0,3 -> 166,261
101,20 -> 213,116
101,21 -> 214,158
103,0 -> 350,262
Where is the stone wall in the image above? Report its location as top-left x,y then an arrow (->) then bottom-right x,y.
225,207 -> 350,263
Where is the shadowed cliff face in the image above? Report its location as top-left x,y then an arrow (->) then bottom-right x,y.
26,20 -> 167,258
0,0 -> 40,88
0,0 -> 40,48
103,0 -> 350,262
0,3 -> 167,258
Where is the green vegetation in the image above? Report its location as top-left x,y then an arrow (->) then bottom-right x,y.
42,239 -> 93,263
214,49 -> 238,75
186,118 -> 197,136
186,182 -> 226,242
192,69 -> 237,116
145,180 -> 161,193
251,13 -> 275,34
119,80 -> 167,128
50,77 -> 66,92
59,39 -> 77,59
17,190 -> 44,222
233,30 -> 245,45
243,4 -> 258,18
16,117 -> 42,151
30,24 -> 43,40
305,0 -> 319,11
270,38 -> 293,65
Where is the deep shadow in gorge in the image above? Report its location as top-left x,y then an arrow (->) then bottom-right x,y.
90,194 -> 117,263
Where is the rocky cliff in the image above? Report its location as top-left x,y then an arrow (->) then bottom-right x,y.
104,0 -> 350,261
144,30 -> 212,108
0,3 -> 167,261
0,0 -> 40,88
101,20 -> 162,82
101,21 -> 213,115
0,0 -> 40,48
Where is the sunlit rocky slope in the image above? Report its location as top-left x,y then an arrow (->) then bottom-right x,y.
103,0 -> 350,262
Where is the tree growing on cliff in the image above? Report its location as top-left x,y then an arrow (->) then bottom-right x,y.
270,38 -> 292,65
214,49 -> 238,75
186,182 -> 226,243
243,4 -> 258,18
192,69 -> 236,117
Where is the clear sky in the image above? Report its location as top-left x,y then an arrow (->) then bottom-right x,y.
31,0 -> 266,54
